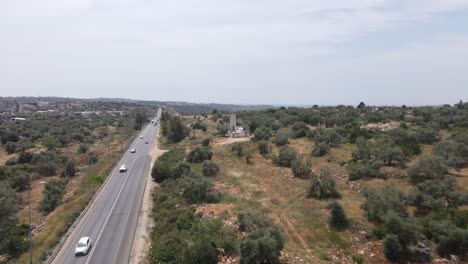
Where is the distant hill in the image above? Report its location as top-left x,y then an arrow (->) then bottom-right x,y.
0,96 -> 272,115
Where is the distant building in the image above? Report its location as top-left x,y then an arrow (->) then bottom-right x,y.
11,117 -> 26,122
227,113 -> 250,137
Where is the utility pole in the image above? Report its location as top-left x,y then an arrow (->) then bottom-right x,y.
28,180 -> 32,264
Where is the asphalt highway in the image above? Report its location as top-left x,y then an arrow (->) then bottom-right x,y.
52,109 -> 161,264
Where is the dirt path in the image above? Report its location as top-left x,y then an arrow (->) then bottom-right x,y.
212,137 -> 251,145
129,128 -> 167,264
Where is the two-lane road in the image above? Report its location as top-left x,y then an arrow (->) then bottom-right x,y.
52,109 -> 161,264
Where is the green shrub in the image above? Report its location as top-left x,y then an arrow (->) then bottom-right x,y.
253,126 -> 272,141
308,169 -> 341,199
328,202 -> 348,229
181,175 -> 219,204
202,160 -> 219,177
275,146 -> 297,167
291,156 -> 312,179
311,142 -> 329,157
383,234 -> 403,261
40,178 -> 68,213
186,147 -> 213,163
151,149 -> 185,183
257,140 -> 270,155
61,160 -> 76,177
361,184 -> 407,223
274,131 -> 289,146
8,170 -> 30,191
172,162 -> 192,178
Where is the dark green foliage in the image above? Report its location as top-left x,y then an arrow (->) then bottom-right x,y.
361,184 -> 407,223
239,226 -> 284,264
87,152 -> 98,164
181,175 -> 219,204
308,169 -> 341,199
5,157 -> 18,166
328,202 -> 348,229
409,177 -> 468,214
383,234 -> 403,261
42,136 -> 58,150
311,128 -> 342,147
162,115 -> 189,143
311,142 -> 329,157
437,228 -> 468,257
257,140 -> 270,155
0,219 -> 28,257
245,151 -> 253,164
18,152 -> 33,164
237,212 -> 269,232
231,143 -> 244,157
416,127 -> 439,144
78,144 -> 89,154
389,128 -> 421,156
5,142 -> 16,154
291,156 -> 312,179
172,162 -> 192,178
191,119 -> 207,132
357,102 -> 366,109
348,160 -> 382,180
351,137 -> 371,160
407,156 -> 448,183
8,171 -> 30,191
275,146 -> 297,167
375,143 -> 407,166
423,219 -> 468,257
37,161 -> 56,176
291,121 -> 309,138
384,212 -> 418,248
433,141 -> 464,168
0,182 -> 18,218
274,131 -> 289,146
253,126 -> 272,142
1,131 -> 19,145
186,146 -> 213,163
151,149 -> 185,183
40,178 -> 68,213
216,123 -> 228,136
202,137 -> 211,146
134,111 -> 147,130
61,160 -> 76,177
202,160 -> 219,177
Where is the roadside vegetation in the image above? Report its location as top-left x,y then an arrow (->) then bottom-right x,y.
150,101 -> 468,263
0,102 -> 157,263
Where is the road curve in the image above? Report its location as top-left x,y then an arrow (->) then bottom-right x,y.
52,109 -> 161,264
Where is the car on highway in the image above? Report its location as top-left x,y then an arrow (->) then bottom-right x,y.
130,148 -> 136,153
140,136 -> 143,139
75,237 -> 92,256
119,164 -> 127,172
145,140 -> 149,144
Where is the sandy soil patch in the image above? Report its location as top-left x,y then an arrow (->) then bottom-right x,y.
213,137 -> 251,146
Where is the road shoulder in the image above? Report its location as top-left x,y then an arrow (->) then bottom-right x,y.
129,129 -> 167,264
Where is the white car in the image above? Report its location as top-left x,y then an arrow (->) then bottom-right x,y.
75,236 -> 92,256
119,164 -> 127,172
140,136 -> 143,139
145,140 -> 149,144
130,148 -> 136,153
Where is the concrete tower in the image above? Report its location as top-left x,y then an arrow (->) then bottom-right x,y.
229,113 -> 236,132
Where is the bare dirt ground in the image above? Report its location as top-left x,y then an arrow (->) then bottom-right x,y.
212,137 -> 251,146
129,130 -> 167,264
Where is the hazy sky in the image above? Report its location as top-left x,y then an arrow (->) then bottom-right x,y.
1,0 -> 468,106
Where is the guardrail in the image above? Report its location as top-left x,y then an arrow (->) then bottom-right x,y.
45,131 -> 139,264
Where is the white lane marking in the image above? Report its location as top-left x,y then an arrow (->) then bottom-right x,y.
55,127 -> 141,264
83,125 -> 154,264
